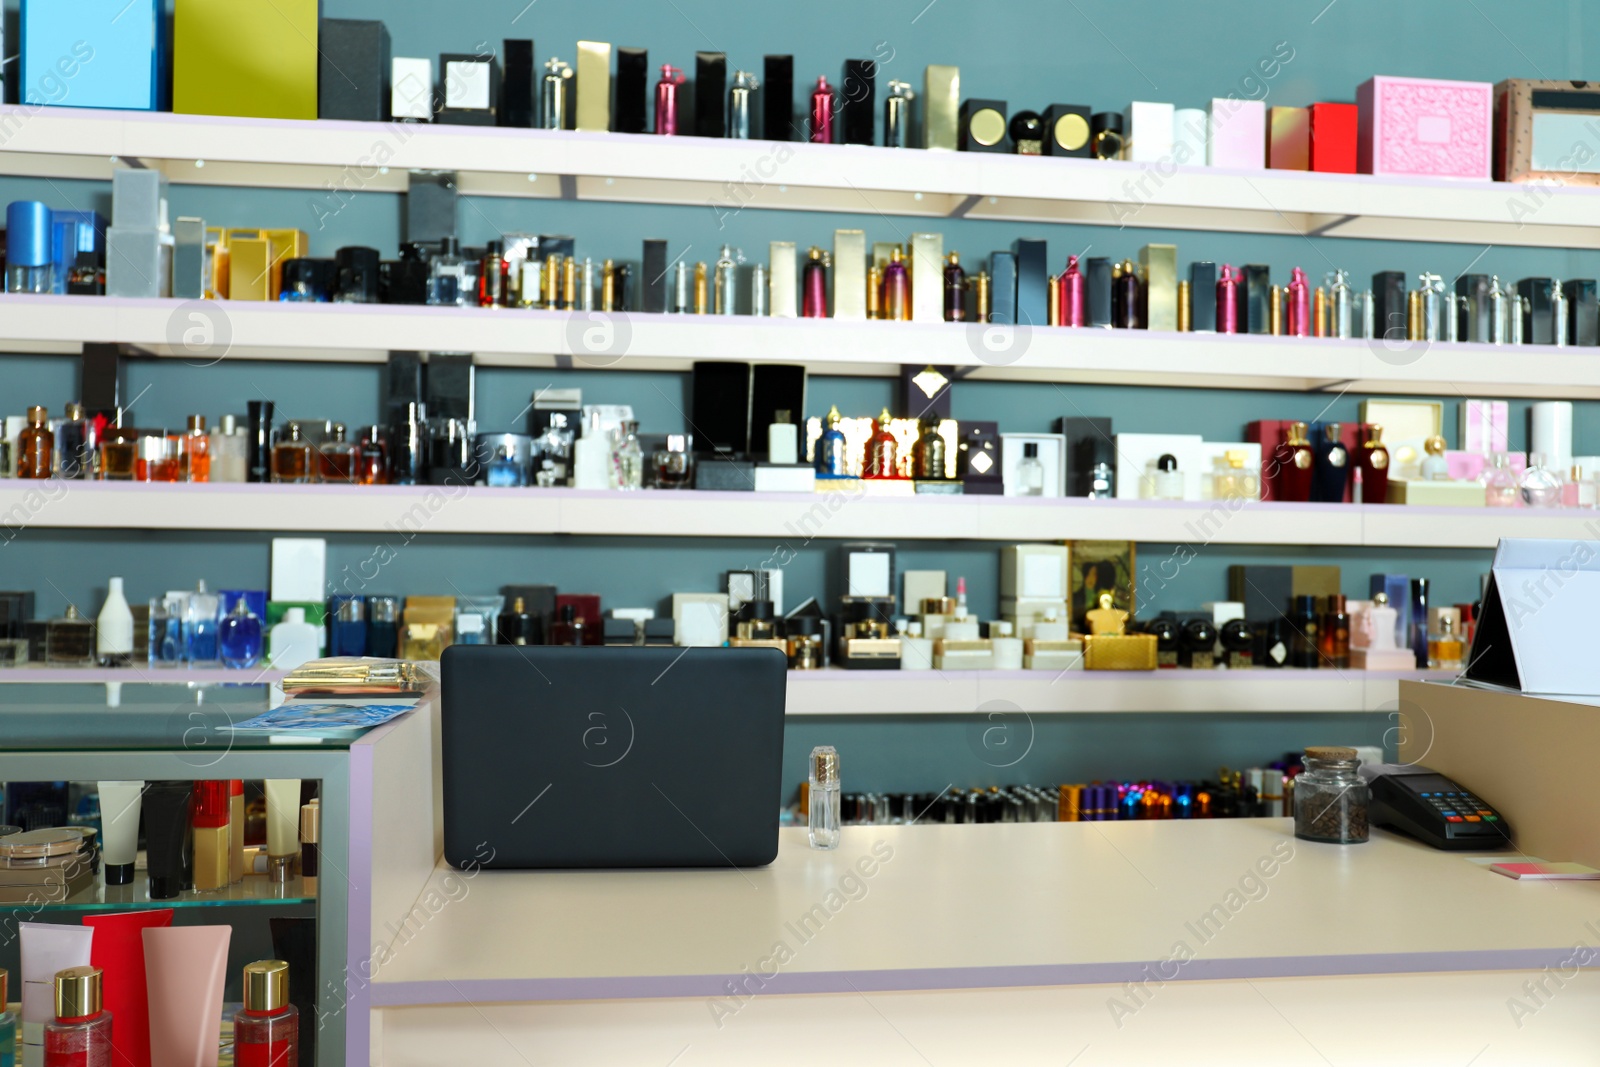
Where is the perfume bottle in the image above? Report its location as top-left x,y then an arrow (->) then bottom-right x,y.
478,240 -> 509,308
714,246 -> 739,315
357,424 -> 388,485
1483,451 -> 1520,507
496,597 -> 540,645
99,413 -> 137,481
1060,255 -> 1085,327
1420,435 -> 1449,481
1112,259 -> 1141,329
175,415 -> 211,482
1564,465 -> 1598,508
187,582 -> 220,664
234,961 -> 298,1067
809,76 -> 834,144
17,406 -> 53,479
1017,442 -> 1046,496
316,423 -> 359,483
802,247 -> 828,318
1428,610 -> 1464,670
611,420 -> 644,490
390,403 -> 428,486
1088,455 -> 1114,499
1271,422 -> 1313,503
1364,592 -> 1398,651
272,422 -> 315,483
203,414 -> 244,483
533,412 -> 574,487
655,65 -> 685,135
7,202 -> 54,293
1217,265 -> 1240,334
485,445 -> 521,487
427,237 -> 472,307
43,966 -> 111,1067
816,406 -> 849,476
1146,616 -> 1180,668
652,434 -> 693,488
1288,595 -> 1320,669
46,604 -> 93,665
943,252 -> 966,322
882,247 -> 910,321
1286,267 -> 1311,337
549,604 -> 585,646
0,969 -> 15,1067
269,607 -> 319,670
219,599 -> 264,669
148,594 -> 186,665
911,419 -> 946,479
56,403 -> 95,479
863,408 -> 898,478
367,597 -> 400,658
1310,423 -> 1349,503
808,746 -> 841,850
328,594 -> 368,657
1521,452 -> 1562,507
1318,595 -> 1350,669
95,577 -> 135,667
1357,425 -> 1390,504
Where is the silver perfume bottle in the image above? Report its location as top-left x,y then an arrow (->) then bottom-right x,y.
1361,289 -> 1375,339
1554,278 -> 1570,347
541,59 -> 573,130
580,257 -> 596,311
728,70 -> 758,139
1327,270 -> 1353,339
1491,276 -> 1511,345
884,80 -> 915,148
671,260 -> 691,314
714,245 -> 739,315
1419,272 -> 1444,341
750,263 -> 769,316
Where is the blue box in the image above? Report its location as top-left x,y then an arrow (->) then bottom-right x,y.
21,0 -> 165,110
52,210 -> 106,255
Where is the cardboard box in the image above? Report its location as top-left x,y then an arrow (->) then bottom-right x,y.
22,0 -> 164,110
1357,75 -> 1493,180
174,0 -> 318,119
1386,479 -> 1488,507
1207,98 -> 1265,168
1309,102 -> 1357,173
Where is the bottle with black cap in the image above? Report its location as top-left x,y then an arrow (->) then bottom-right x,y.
1179,617 -> 1218,669
1009,110 -> 1044,154
1143,617 -> 1180,668
1090,112 -> 1125,159
1289,595 -> 1321,668
334,246 -> 381,304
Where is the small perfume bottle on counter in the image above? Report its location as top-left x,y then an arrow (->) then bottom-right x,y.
1017,442 -> 1047,496
769,411 -> 800,466
1288,595 -> 1320,669
808,746 -> 841,850
187,582 -> 220,664
234,961 -> 298,1067
802,248 -> 828,318
1483,451 -> 1520,507
652,434 -> 693,488
272,422 -> 315,484
1428,608 -> 1464,670
1142,454 -> 1181,500
549,604 -> 585,646
219,598 -> 264,669
148,594 -> 187,665
533,413 -> 574,487
367,597 -> 400,658
329,595 -> 368,657
1520,452 -> 1562,508
43,966 -> 112,1067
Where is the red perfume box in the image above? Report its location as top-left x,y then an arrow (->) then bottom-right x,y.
1309,103 -> 1357,173
1357,75 -> 1493,180
555,593 -> 603,645
1245,420 -> 1292,501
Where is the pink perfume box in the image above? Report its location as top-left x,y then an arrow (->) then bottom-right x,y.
1459,398 -> 1509,455
1357,76 -> 1493,180
1446,450 -> 1524,482
1208,98 -> 1265,169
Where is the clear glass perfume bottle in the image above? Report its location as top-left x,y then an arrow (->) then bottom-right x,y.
219,598 -> 264,669
1564,465 -> 1598,509
533,413 -> 575,488
1017,442 -> 1046,496
1146,453 -> 1183,500
611,420 -> 643,490
149,594 -> 186,665
1420,435 -> 1450,481
427,237 -> 472,307
652,434 -> 693,488
182,415 -> 211,482
1428,611 -> 1464,670
186,582 -> 220,664
272,421 -> 315,484
234,961 -> 298,1067
808,745 -> 841,850
1483,451 -> 1520,507
486,445 -> 522,487
207,414 -> 248,483
1521,452 -> 1562,507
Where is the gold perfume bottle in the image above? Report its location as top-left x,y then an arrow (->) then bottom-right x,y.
271,421 -> 314,484
863,408 -> 898,479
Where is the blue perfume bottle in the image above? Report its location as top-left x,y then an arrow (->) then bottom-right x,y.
148,594 -> 187,665
486,447 -> 522,487
1309,422 -> 1350,503
815,405 -> 849,476
329,594 -> 368,657
367,596 -> 400,658
219,599 -> 264,669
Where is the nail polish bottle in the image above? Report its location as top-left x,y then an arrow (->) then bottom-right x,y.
43,966 -> 111,1067
809,76 -> 834,143
655,65 -> 685,134
802,247 -> 829,317
942,252 -> 966,321
234,961 -> 298,1067
1310,423 -> 1349,503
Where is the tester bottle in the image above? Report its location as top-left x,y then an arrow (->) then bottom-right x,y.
808,746 -> 841,850
234,960 -> 299,1067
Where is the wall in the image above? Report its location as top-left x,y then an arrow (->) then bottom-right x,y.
2,0 -> 1594,792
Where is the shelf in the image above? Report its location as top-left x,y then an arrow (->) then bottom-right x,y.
0,482 -> 1580,548
0,666 -> 287,683
1,295 -> 1595,398
27,868 -> 317,914
0,106 -> 1591,248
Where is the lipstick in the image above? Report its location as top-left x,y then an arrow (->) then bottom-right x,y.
810,76 -> 834,143
654,65 -> 685,135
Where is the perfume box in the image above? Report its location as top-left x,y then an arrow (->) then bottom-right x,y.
1372,270 -> 1408,342
1267,107 -> 1310,170
610,46 -> 647,134
1353,648 -> 1418,670
438,53 -> 500,125
1069,540 -> 1135,631
318,19 -> 390,121
1567,280 -> 1600,346
1518,277 -> 1557,345
923,65 -> 960,151
1386,479 -> 1487,507
1041,104 -> 1092,157
960,99 -> 1009,153
957,421 -> 1003,495
501,40 -> 536,128
1229,564 -> 1291,621
1124,101 -> 1175,163
693,459 -> 755,491
556,593 -> 603,645
694,52 -> 726,137
392,57 -> 433,121
1001,544 -> 1069,602
903,570 -> 947,608
899,363 -> 952,420
1309,103 -> 1357,173
1244,419 -> 1293,501
173,217 -> 205,300
1493,79 -> 1600,184
105,228 -> 170,298
271,538 -> 327,601
989,251 -> 1017,326
1243,264 -> 1271,334
1012,238 -> 1047,328
1085,257 -> 1113,327
1113,432 -> 1204,501
22,0 -> 164,110
112,168 -> 167,230
764,55 -> 795,141
753,464 -> 813,493
1207,98 -> 1265,168
1000,433 -> 1065,497
1173,108 -> 1207,163
575,41 -> 611,133
1057,416 -> 1113,498
1292,566 -> 1340,601
1189,262 -> 1217,332
1456,273 -> 1494,343
910,234 -> 945,324
1465,396 -> 1510,454
832,229 -> 866,320
841,59 -> 876,145
174,0 -> 318,119
1357,75 -> 1493,180
1139,244 -> 1177,332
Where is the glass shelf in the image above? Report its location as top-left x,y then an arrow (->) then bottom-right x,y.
26,869 -> 317,914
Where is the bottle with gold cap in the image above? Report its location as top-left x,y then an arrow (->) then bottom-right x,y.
0,968 -> 14,1066
815,406 -> 849,477
234,960 -> 298,1066
44,965 -> 111,1065
863,408 -> 899,479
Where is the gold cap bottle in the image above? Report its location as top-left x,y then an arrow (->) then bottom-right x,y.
55,965 -> 103,1019
243,960 -> 291,1013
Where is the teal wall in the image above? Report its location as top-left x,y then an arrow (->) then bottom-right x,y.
3,0 -> 1595,793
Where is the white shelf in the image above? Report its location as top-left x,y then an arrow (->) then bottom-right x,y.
2,295 -> 1596,397
0,106 -> 1592,248
0,482 -> 1575,548
0,666 -> 286,684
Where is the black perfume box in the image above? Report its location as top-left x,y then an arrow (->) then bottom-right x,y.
1189,262 -> 1217,332
1085,257 -> 1112,327
615,47 -> 648,134
1243,264 -> 1271,335
1012,238 -> 1048,328
501,39 -> 535,128
763,55 -> 795,140
841,59 -> 875,145
988,251 -> 1017,325
694,52 -> 726,137
1517,277 -> 1556,345
319,20 -> 391,122
957,421 -> 1004,495
1565,279 -> 1599,346
1371,271 -> 1407,341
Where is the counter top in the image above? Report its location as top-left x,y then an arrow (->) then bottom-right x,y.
370,820 -> 1600,1006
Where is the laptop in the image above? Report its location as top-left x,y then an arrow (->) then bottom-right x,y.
440,644 -> 787,869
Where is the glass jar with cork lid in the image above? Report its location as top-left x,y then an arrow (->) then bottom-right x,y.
1294,746 -> 1370,844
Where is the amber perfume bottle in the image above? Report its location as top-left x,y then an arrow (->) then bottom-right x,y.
1318,594 -> 1350,669
1357,425 -> 1390,504
272,421 -> 315,484
318,422 -> 361,483
548,603 -> 585,646
358,424 -> 388,485
1275,421 -> 1314,502
98,421 -> 137,481
1428,608 -> 1464,670
943,252 -> 966,322
17,406 -> 53,478
863,408 -> 898,479
183,415 -> 211,482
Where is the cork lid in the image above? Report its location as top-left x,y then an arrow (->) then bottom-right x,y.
1304,746 -> 1357,761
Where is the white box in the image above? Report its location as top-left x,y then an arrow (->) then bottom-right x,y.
753,465 -> 815,493
1124,101 -> 1176,163
1114,433 -> 1204,501
392,57 -> 433,121
270,538 -> 326,602
903,570 -> 947,608
672,593 -> 728,647
1000,545 -> 1069,601
1173,107 -> 1208,164
1202,601 -> 1245,626
1208,97 -> 1266,169
1000,433 -> 1065,497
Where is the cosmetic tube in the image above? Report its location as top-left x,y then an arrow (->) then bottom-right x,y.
143,926 -> 230,1067
229,781 -> 245,886
95,782 -> 143,886
191,782 -> 230,893
19,924 -> 93,1067
300,803 -> 320,888
264,781 -> 301,884
143,782 -> 194,901
82,910 -> 173,1067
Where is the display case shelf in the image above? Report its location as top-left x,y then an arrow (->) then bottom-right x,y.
0,295 -> 1592,398
0,106 -> 1589,248
26,869 -> 317,914
0,481 -> 1580,548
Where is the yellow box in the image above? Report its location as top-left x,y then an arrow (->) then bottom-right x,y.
1386,479 -> 1488,506
173,0 -> 319,120
264,229 -> 309,299
226,231 -> 272,301
1083,633 -> 1156,670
